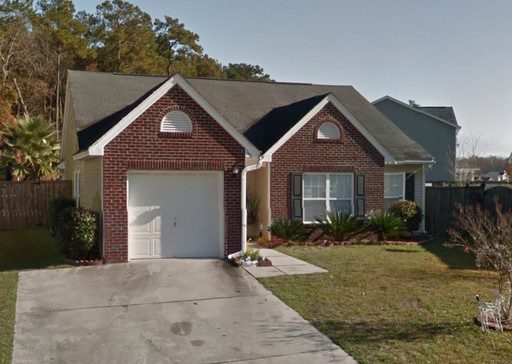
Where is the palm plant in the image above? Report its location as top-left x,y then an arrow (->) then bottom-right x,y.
0,116 -> 60,180
366,211 -> 408,241
270,219 -> 309,242
316,210 -> 361,241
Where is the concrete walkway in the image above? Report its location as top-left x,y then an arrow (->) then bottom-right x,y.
13,259 -> 354,363
243,248 -> 327,278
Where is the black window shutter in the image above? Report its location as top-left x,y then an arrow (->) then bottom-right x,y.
405,173 -> 415,201
355,174 -> 365,217
291,173 -> 303,221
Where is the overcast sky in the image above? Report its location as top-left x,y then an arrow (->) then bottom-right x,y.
75,0 -> 512,157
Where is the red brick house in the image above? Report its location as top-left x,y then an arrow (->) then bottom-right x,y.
61,71 -> 433,263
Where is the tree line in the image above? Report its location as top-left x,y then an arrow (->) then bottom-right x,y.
0,0 -> 272,180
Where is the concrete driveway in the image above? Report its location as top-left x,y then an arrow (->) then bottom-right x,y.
13,260 -> 354,363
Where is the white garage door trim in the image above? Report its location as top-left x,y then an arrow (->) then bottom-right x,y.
127,170 -> 225,260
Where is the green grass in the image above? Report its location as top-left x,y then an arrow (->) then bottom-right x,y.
0,228 -> 68,364
260,241 -> 512,363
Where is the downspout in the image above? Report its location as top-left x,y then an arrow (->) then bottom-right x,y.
228,156 -> 264,259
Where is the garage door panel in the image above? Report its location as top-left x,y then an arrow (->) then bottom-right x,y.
128,172 -> 223,260
130,237 -> 152,258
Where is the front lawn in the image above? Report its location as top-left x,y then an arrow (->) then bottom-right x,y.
0,228 -> 68,363
260,242 -> 512,363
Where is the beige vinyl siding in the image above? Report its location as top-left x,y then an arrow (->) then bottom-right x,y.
74,157 -> 102,212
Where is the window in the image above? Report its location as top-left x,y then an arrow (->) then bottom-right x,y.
384,173 -> 405,208
160,111 -> 193,133
317,122 -> 340,140
303,173 -> 353,222
73,170 -> 81,206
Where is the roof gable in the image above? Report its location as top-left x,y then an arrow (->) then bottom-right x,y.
67,71 -> 433,162
373,96 -> 460,129
81,74 -> 260,157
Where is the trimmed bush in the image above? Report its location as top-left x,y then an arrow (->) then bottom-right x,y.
366,211 -> 408,241
388,200 -> 422,232
58,207 -> 99,260
316,211 -> 361,241
270,219 -> 309,242
48,197 -> 76,234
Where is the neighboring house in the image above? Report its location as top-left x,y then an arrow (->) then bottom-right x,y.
483,171 -> 508,182
62,71 -> 433,263
373,96 -> 460,182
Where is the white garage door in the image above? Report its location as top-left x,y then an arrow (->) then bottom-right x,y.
128,171 -> 224,259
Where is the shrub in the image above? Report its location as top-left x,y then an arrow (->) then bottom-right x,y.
448,203 -> 512,320
58,207 -> 99,260
316,211 -> 361,241
270,219 -> 309,242
388,200 -> 422,232
366,211 -> 408,241
48,197 -> 76,235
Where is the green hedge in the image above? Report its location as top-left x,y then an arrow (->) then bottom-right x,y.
49,198 -> 99,260
48,196 -> 76,234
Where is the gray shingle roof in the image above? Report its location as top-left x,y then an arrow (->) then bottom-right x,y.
418,106 -> 458,127
67,70 -> 432,162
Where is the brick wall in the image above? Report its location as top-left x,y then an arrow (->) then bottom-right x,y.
103,86 -> 245,263
270,102 -> 384,220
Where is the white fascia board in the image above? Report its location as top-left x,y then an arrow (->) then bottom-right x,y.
388,159 -> 436,165
262,96 -> 329,159
87,74 -> 260,157
73,150 -> 90,160
262,94 -> 396,163
373,96 -> 461,130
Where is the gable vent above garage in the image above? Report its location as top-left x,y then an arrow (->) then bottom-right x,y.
161,111 -> 193,133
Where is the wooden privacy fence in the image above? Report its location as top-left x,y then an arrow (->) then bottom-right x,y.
425,184 -> 512,237
0,180 -> 72,230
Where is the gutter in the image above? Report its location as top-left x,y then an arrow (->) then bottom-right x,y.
228,156 -> 265,259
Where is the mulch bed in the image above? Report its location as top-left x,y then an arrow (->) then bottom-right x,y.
475,314 -> 512,331
63,257 -> 104,266
261,232 -> 433,248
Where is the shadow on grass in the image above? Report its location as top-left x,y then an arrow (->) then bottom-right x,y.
384,248 -> 421,253
0,228 -> 66,272
421,240 -> 477,270
316,319 -> 473,346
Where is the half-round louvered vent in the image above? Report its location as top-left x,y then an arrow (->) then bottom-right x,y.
317,122 -> 340,140
160,111 -> 193,133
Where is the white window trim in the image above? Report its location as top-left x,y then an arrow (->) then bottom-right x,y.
302,173 -> 354,223
384,172 -> 406,200
73,170 -> 81,206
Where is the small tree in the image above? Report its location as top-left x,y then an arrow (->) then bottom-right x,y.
447,203 -> 512,321
0,116 -> 59,180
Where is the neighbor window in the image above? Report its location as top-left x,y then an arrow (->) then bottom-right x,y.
384,173 -> 405,208
303,173 -> 353,222
317,122 -> 341,140
160,110 -> 193,133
